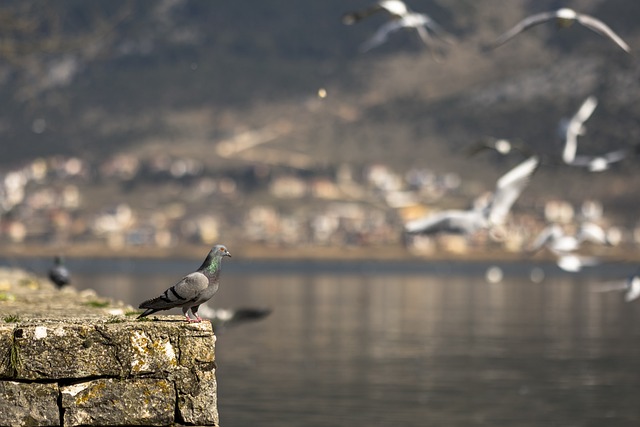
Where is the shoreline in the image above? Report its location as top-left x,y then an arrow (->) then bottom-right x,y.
0,242 -> 638,264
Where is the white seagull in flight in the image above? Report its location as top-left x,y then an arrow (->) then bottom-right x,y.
342,1 -> 452,54
405,156 -> 539,235
490,8 -> 630,53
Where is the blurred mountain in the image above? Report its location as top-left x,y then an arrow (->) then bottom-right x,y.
0,0 -> 639,213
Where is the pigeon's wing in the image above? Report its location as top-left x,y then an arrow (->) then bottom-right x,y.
564,96 -> 598,163
625,276 -> 640,302
405,210 -> 478,235
360,19 -> 405,52
139,272 -> 208,310
487,156 -> 539,224
576,13 -> 630,53
489,11 -> 559,49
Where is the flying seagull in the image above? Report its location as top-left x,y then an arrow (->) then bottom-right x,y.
594,271 -> 640,302
48,255 -> 71,289
138,244 -> 231,323
526,222 -> 610,272
559,96 -> 627,171
342,1 -> 452,54
489,8 -> 630,53
527,222 -> 611,255
405,156 -> 539,235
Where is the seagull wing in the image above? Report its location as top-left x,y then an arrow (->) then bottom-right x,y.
490,11 -> 559,49
576,13 -> 630,53
404,210 -> 480,235
603,149 -> 627,163
360,19 -> 405,52
578,222 -> 608,245
487,156 -> 539,225
563,96 -> 598,163
527,225 -> 558,254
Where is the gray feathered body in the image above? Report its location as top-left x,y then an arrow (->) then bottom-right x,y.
137,245 -> 230,321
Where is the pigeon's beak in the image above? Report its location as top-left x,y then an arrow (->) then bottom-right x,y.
225,250 -> 232,258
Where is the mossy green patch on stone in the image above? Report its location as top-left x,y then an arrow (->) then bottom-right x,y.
3,315 -> 19,323
84,300 -> 110,308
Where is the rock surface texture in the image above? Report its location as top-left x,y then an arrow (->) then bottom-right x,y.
0,267 -> 219,426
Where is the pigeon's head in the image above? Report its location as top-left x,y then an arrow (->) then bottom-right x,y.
211,245 -> 231,258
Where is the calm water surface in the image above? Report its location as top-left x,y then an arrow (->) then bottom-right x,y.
9,258 -> 640,426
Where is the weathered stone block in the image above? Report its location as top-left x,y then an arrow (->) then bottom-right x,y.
0,381 -> 59,426
0,324 -> 15,379
61,378 -> 175,426
12,324 -> 122,380
176,368 -> 219,426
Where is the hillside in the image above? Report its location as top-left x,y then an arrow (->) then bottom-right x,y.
0,0 -> 639,254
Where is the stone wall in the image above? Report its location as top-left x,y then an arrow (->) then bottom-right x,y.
0,268 -> 219,426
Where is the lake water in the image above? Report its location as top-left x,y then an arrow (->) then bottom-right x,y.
9,257 -> 640,426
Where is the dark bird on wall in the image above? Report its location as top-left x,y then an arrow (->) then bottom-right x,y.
489,8 -> 630,53
137,245 -> 231,323
48,255 -> 71,289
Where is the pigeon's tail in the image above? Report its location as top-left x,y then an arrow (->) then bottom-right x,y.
137,308 -> 161,319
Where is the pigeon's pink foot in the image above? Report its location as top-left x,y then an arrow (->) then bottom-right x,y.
195,314 -> 203,322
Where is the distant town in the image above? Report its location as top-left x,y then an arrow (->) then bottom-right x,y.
1,152 -> 637,262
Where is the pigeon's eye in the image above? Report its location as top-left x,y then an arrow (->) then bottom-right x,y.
219,247 -> 225,252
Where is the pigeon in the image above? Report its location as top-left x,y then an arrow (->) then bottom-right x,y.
594,272 -> 640,302
137,244 -> 231,323
489,8 -> 630,53
197,304 -> 272,329
405,156 -> 539,235
342,1 -> 452,55
48,255 -> 71,289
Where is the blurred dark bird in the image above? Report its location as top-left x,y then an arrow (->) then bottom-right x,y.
48,255 -> 71,289
342,0 -> 453,55
594,271 -> 640,302
489,8 -> 630,53
405,156 -> 539,235
137,245 -> 231,323
463,137 -> 532,158
197,305 -> 272,330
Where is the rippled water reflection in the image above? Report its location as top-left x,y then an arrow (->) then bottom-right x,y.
11,258 -> 640,426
